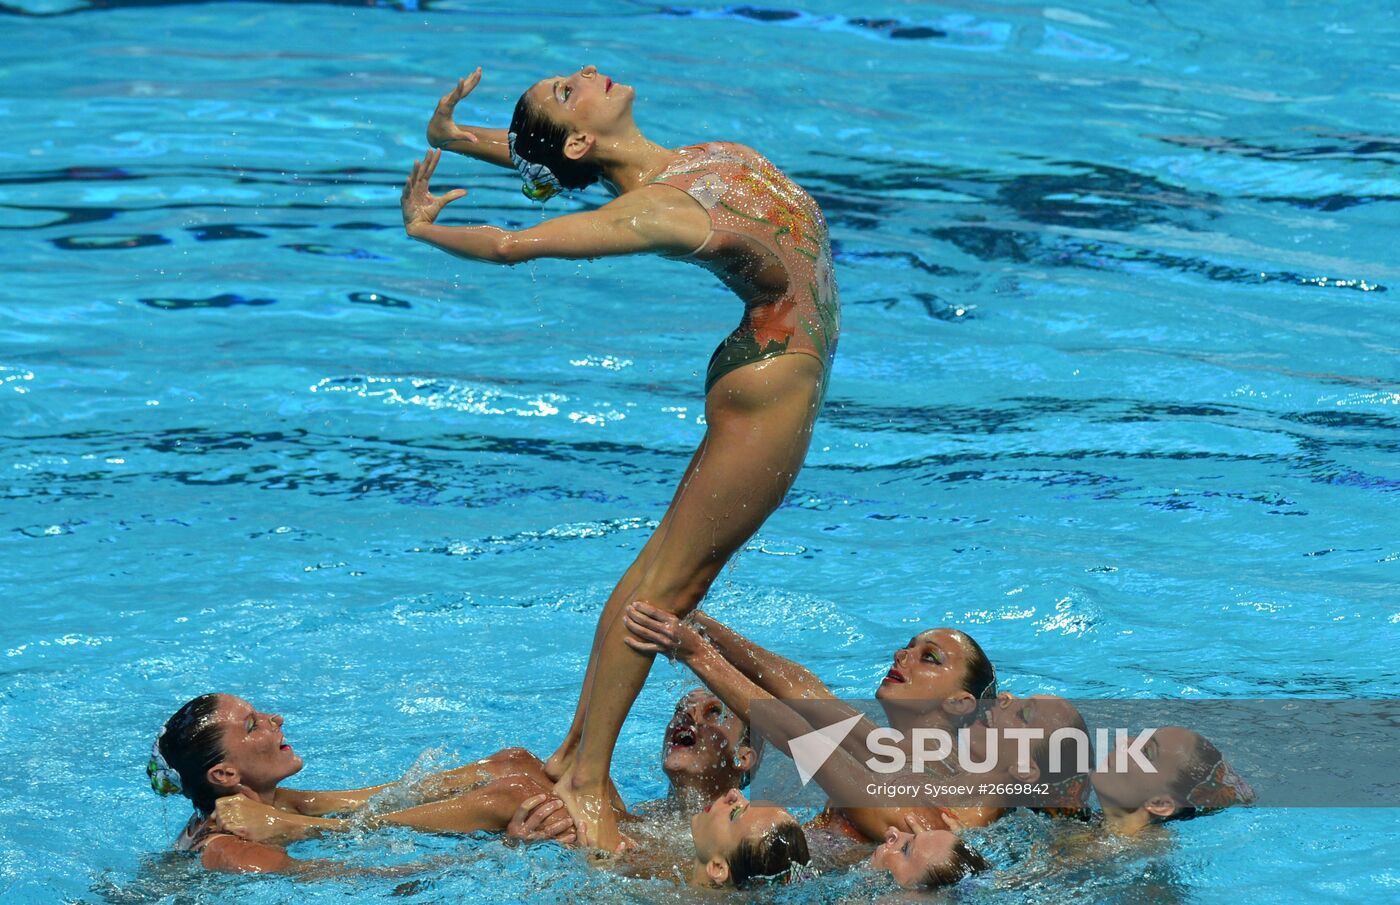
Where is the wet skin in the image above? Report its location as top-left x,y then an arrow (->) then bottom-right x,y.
662,689 -> 752,799
1091,725 -> 1200,810
690,787 -> 800,885
209,694 -> 305,796
868,825 -> 962,889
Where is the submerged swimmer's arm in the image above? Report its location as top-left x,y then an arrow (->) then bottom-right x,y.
200,835 -> 458,878
200,835 -> 295,873
426,69 -> 514,170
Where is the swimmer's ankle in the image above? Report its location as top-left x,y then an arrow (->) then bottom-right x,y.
562,769 -> 607,795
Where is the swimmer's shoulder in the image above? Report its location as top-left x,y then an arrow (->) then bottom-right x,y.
663,140 -> 759,167
174,813 -> 292,874
199,834 -> 293,873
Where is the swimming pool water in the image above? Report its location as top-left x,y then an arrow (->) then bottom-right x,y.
2,0 -> 1398,901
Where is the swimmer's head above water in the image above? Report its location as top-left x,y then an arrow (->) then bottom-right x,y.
690,788 -> 811,888
148,694 -> 304,814
875,628 -> 998,727
973,692 -> 1093,811
662,689 -> 760,801
1091,725 -> 1254,835
868,825 -> 991,890
509,65 -> 636,201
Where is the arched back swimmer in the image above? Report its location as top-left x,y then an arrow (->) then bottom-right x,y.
408,64 -> 839,849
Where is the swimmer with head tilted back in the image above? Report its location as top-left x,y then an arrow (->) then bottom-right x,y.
149,691 -> 811,888
1091,726 -> 1254,835
625,608 -> 1252,871
624,607 -> 1004,891
411,65 -> 839,849
146,693 -> 573,873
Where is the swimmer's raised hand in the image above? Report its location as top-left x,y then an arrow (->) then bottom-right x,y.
622,601 -> 703,663
427,68 -> 482,149
401,149 -> 468,235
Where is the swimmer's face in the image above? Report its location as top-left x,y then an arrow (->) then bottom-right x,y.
1091,725 -> 1199,814
876,628 -> 978,720
526,64 -> 635,144
690,788 -> 798,881
663,690 -> 751,790
868,826 -> 961,889
208,694 -> 304,794
974,693 -> 1085,782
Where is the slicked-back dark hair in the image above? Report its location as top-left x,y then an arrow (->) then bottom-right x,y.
953,629 -> 997,702
158,693 -> 227,814
1161,733 -> 1224,823
728,820 -> 810,887
509,92 -> 602,192
919,838 -> 991,888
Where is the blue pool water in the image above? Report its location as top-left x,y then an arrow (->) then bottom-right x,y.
2,0 -> 1398,901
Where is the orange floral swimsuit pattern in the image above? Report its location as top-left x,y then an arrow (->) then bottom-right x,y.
651,142 -> 840,393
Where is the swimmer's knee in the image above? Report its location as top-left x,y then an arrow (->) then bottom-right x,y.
629,558 -> 723,617
482,746 -> 537,772
499,747 -> 541,768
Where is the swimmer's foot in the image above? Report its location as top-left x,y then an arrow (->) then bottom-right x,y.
553,771 -> 621,852
545,745 -> 628,817
542,742 -> 574,783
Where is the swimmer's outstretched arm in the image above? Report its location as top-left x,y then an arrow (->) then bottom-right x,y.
625,604 -> 960,838
626,605 -> 992,838
273,785 -> 385,816
401,150 -> 706,263
276,747 -> 551,816
684,610 -> 880,764
691,611 -> 838,701
625,602 -> 875,745
213,778 -> 575,848
426,69 -> 514,170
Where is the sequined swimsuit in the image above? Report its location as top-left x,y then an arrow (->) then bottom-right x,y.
650,142 -> 840,393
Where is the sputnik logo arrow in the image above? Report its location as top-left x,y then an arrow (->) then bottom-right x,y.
788,714 -> 864,786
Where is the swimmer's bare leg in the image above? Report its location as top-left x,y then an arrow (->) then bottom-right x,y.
412,747 -> 552,802
374,775 -> 553,836
543,447 -> 704,782
554,355 -> 824,849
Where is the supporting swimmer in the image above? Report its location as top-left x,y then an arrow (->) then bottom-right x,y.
1091,726 -> 1253,835
148,694 -> 571,873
